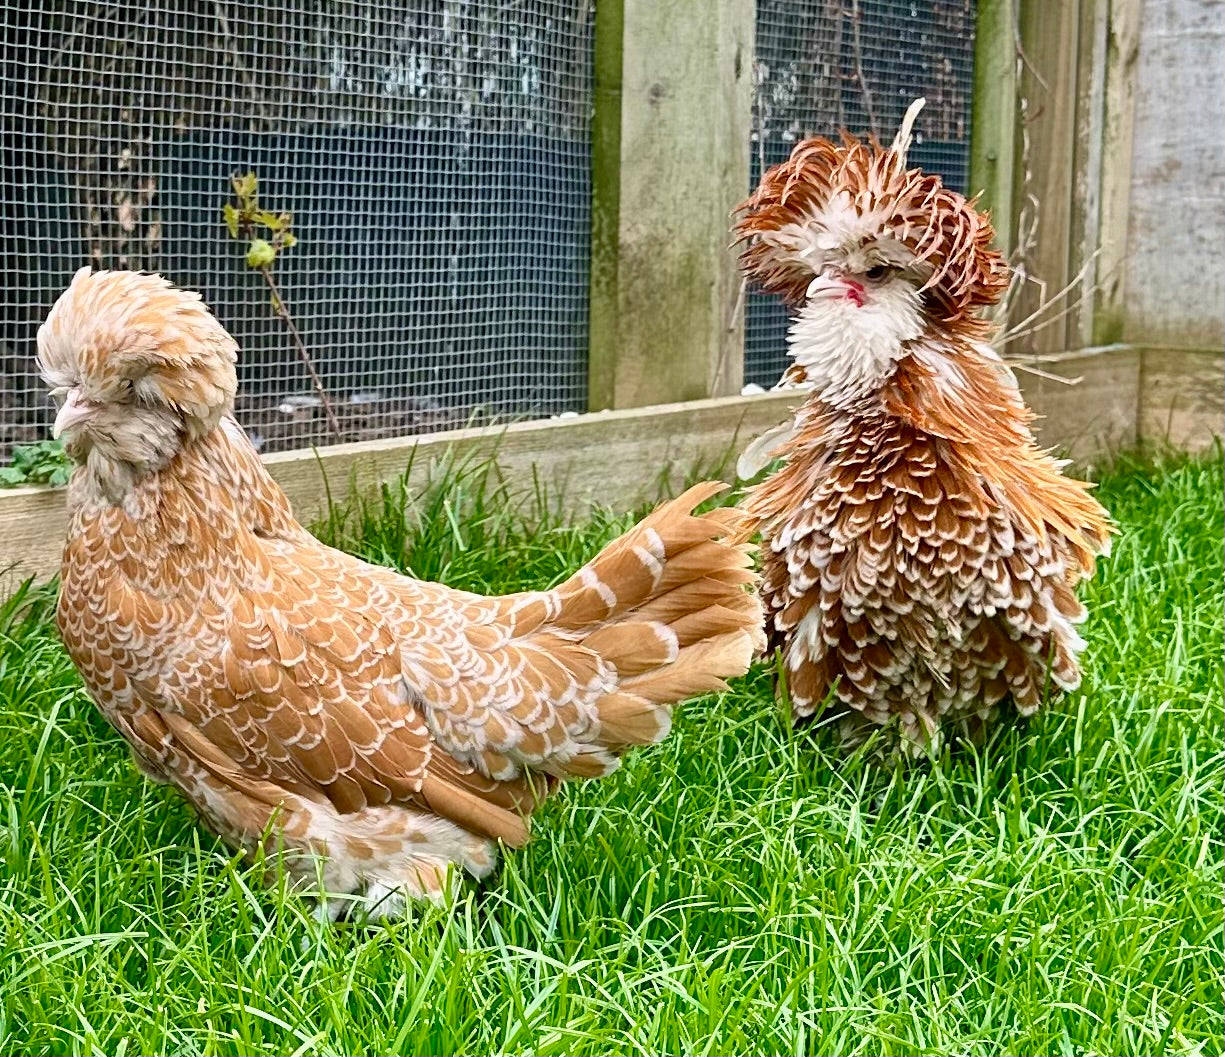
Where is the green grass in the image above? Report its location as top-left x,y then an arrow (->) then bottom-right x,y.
0,448 -> 1220,1056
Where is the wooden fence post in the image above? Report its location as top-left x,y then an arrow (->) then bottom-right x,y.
1093,0 -> 1140,346
1008,0 -> 1085,355
588,0 -> 754,411
1000,0 -> 1140,355
968,0 -> 1018,260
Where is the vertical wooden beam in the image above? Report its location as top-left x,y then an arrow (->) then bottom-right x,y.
587,0 -> 754,411
1005,0 -> 1142,356
968,0 -> 1018,259
1118,0 -> 1224,350
1093,0 -> 1140,345
1068,0 -> 1109,348
588,0 -> 626,412
1011,0 -> 1082,354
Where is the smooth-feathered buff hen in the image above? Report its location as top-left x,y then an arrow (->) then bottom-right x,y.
732,100 -> 1113,752
40,268 -> 764,918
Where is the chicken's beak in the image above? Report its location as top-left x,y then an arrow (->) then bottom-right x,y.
806,274 -> 865,307
805,275 -> 844,299
52,388 -> 96,439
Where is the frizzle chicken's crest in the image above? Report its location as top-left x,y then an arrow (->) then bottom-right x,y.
733,98 -> 1010,328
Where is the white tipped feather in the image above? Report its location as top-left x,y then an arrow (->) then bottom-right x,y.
889,97 -> 926,168
737,419 -> 800,480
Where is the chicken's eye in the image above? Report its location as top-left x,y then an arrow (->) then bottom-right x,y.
864,264 -> 889,281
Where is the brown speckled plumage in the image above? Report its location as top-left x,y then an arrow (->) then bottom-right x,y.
732,103 -> 1113,752
41,269 -> 764,917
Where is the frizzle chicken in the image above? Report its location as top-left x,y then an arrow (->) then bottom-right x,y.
40,267 -> 764,918
732,100 -> 1113,752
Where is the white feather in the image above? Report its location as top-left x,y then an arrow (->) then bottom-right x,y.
786,281 -> 924,408
737,419 -> 801,480
889,97 -> 926,166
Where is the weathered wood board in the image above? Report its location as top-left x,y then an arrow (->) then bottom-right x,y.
588,0 -> 754,409
1121,0 -> 1225,349
1138,346 -> 1224,452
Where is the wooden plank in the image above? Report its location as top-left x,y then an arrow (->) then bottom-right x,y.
263,389 -> 794,524
587,0 -> 754,411
1012,344 -> 1139,466
1120,0 -> 1225,349
968,0 -> 1019,258
1011,0 -> 1081,353
0,486 -> 65,602
0,391 -> 798,597
0,349 -> 1142,596
1093,0 -> 1140,345
707,0 -> 755,400
1068,0 -> 1109,348
587,0 -> 625,413
1138,346 -> 1224,453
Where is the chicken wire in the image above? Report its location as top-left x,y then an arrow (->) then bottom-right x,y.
746,0 -> 977,388
1,0 -> 593,459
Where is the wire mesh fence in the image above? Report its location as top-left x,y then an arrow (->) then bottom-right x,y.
746,0 -> 977,388
1,0 -> 593,460
1,1 -> 978,464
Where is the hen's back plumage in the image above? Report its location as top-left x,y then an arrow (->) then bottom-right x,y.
46,269 -> 764,918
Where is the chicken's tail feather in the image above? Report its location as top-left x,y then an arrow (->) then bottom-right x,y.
548,482 -> 765,766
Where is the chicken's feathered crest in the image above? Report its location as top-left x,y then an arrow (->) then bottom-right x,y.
39,268 -> 238,428
732,98 -> 1009,327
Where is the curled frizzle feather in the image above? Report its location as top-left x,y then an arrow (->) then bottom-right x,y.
737,419 -> 800,481
731,98 -> 1010,330
888,96 -> 926,166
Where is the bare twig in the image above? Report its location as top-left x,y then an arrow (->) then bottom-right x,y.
1003,290 -> 1106,348
223,172 -> 343,444
1001,249 -> 1108,346
1007,362 -> 1083,385
1010,0 -> 1050,94
756,59 -> 767,185
711,275 -> 745,395
727,279 -> 747,334
992,0 -> 1062,363
716,57 -> 770,390
847,0 -> 878,135
256,267 -> 344,442
995,0 -> 1112,372
726,58 -> 771,344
